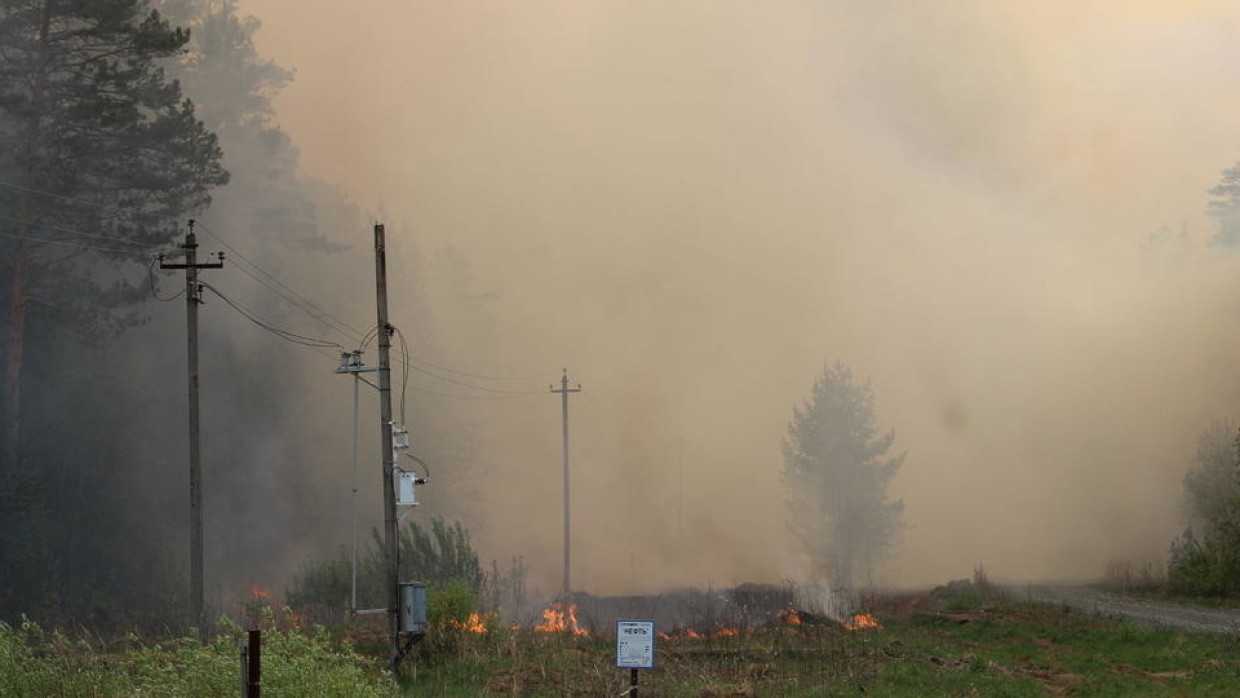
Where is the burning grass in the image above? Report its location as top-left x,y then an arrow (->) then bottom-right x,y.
398,595 -> 1240,696
8,587 -> 1240,696
533,602 -> 588,636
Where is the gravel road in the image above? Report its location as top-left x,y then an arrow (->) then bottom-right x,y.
1020,585 -> 1240,634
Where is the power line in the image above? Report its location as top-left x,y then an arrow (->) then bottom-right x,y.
407,382 -> 541,401
394,326 -> 410,424
0,179 -> 126,215
148,257 -> 185,302
196,221 -> 366,343
402,354 -> 544,382
200,281 -> 345,350
0,228 -> 146,255
405,360 -> 543,395
0,213 -> 159,250
226,257 -> 364,345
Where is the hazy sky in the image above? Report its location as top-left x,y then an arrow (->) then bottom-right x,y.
237,1 -> 1240,592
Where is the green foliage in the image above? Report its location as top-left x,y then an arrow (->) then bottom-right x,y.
428,580 -> 477,628
398,518 -> 483,590
1182,421 -> 1239,529
288,517 -> 486,613
0,616 -> 393,697
1168,425 -> 1240,596
783,362 -> 905,587
1210,164 -> 1240,247
0,0 -> 226,629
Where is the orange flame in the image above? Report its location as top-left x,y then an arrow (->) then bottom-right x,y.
683,628 -> 702,639
657,631 -> 672,641
844,612 -> 881,631
285,608 -> 304,630
534,602 -> 588,636
779,607 -> 803,626
450,612 -> 488,634
714,627 -> 740,638
249,584 -> 271,600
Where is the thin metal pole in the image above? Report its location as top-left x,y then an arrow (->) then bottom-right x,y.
630,668 -> 639,697
351,373 -> 359,613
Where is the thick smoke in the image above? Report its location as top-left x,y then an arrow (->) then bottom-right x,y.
199,1 -> 1240,593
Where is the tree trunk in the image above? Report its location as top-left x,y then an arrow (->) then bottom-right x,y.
3,1 -> 51,476
3,244 -> 27,476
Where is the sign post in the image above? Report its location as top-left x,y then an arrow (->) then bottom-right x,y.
616,620 -> 655,697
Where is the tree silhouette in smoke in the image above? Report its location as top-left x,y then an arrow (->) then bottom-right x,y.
783,362 -> 904,588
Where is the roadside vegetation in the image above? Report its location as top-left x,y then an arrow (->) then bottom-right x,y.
6,580 -> 1240,697
1101,419 -> 1240,604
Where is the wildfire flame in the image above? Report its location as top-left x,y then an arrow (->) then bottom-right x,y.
779,607 -> 803,626
534,602 -> 588,636
844,612 -> 881,631
249,584 -> 271,600
713,627 -> 739,638
450,612 -> 488,634
684,628 -> 702,639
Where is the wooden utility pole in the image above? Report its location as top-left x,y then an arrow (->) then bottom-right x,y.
372,224 -> 400,673
550,369 -> 581,597
160,220 -> 223,643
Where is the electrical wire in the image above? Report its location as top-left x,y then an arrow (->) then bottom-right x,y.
200,281 -> 346,350
148,257 -> 185,302
393,325 -> 411,425
226,257 -> 364,345
0,179 -> 127,217
402,355 -> 544,382
0,178 -> 552,394
405,360 -> 544,395
196,221 -> 366,343
0,228 -> 147,255
0,213 -> 159,250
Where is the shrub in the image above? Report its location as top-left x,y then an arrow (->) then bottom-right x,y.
0,616 -> 394,697
288,517 -> 484,613
1167,426 -> 1240,597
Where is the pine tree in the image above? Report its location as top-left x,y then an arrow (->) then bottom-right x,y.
0,0 -> 227,468
783,363 -> 904,587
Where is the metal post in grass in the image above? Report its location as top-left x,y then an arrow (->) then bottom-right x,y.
241,629 -> 260,698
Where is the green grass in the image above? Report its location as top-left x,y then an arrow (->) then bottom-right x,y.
5,599 -> 1240,696
399,602 -> 1240,696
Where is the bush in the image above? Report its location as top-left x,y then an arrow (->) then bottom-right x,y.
288,517 -> 484,613
1168,522 -> 1240,596
1167,426 -> 1240,597
428,580 -> 477,628
0,616 -> 394,697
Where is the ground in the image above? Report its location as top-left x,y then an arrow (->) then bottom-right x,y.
7,588 -> 1240,696
396,593 -> 1240,696
1026,584 -> 1240,634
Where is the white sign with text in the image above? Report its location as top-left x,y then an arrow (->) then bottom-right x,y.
615,620 -> 655,669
